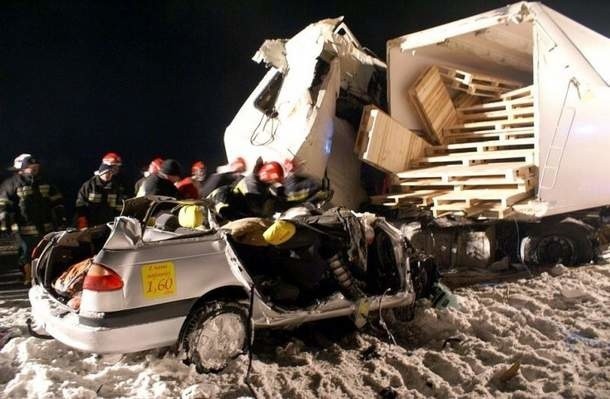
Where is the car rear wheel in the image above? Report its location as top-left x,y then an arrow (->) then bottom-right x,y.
181,301 -> 249,373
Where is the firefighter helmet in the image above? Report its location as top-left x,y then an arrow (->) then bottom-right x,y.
102,152 -> 122,166
148,157 -> 164,174
230,157 -> 246,173
191,161 -> 206,181
257,161 -> 284,184
191,161 -> 206,175
12,153 -> 39,170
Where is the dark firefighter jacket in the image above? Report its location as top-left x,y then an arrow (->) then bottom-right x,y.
139,174 -> 181,199
282,173 -> 327,206
200,171 -> 242,199
209,174 -> 278,221
75,175 -> 128,227
176,177 -> 204,200
0,173 -> 66,236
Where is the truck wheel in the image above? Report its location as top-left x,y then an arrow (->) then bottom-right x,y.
520,222 -> 594,266
181,301 -> 248,373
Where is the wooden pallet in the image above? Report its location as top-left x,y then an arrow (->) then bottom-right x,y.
400,176 -> 535,192
458,106 -> 534,123
370,189 -> 449,207
499,86 -> 533,100
457,96 -> 533,114
408,66 -> 458,144
438,66 -> 523,97
432,188 -> 534,208
432,202 -> 514,219
415,149 -> 535,167
397,162 -> 535,182
453,92 -> 481,109
457,98 -> 534,123
426,137 -> 536,155
444,117 -> 534,135
445,127 -> 535,143
355,105 -> 429,173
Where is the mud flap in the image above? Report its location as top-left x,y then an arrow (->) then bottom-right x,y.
430,282 -> 458,309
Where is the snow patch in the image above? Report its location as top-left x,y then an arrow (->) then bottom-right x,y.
1,264 -> 609,397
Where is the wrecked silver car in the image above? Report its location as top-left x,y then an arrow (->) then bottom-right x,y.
28,197 -> 436,372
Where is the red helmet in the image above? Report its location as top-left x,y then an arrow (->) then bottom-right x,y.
191,161 -> 206,174
148,157 -> 164,174
257,161 -> 284,184
230,157 -> 246,173
192,161 -> 206,181
102,152 -> 122,166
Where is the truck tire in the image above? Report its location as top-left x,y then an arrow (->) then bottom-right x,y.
520,221 -> 594,266
181,301 -> 248,373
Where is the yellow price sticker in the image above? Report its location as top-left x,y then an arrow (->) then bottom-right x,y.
141,262 -> 177,299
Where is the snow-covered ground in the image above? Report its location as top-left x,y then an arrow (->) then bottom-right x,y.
1,264 -> 609,398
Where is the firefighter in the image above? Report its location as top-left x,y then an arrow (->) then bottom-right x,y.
102,152 -> 122,173
135,157 -> 163,196
210,160 -> 283,221
282,158 -> 331,207
101,152 -> 132,198
176,161 -> 207,199
0,154 -> 66,284
200,157 -> 246,198
75,162 -> 128,230
138,159 -> 182,198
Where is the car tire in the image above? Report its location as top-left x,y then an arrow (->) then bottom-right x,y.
181,300 -> 249,373
520,221 -> 594,266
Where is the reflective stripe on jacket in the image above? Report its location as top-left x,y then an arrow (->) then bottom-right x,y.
76,175 -> 127,227
0,173 -> 64,232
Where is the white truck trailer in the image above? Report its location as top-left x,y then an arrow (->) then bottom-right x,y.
377,2 -> 609,267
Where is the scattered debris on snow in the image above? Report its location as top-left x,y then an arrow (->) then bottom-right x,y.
1,264 -> 609,398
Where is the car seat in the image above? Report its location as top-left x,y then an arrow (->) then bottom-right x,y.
154,213 -> 180,232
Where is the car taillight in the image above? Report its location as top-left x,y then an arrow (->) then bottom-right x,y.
83,263 -> 123,292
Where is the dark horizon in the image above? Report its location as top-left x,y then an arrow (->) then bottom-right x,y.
1,0 -> 608,215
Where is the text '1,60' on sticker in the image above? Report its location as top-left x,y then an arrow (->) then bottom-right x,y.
141,262 -> 177,299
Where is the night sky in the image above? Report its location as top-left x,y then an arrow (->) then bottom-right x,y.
1,0 -> 608,215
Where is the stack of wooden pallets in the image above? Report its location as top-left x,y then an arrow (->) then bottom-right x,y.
369,65 -> 537,219
438,65 -> 523,98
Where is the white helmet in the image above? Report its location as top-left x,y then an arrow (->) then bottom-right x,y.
281,206 -> 313,220
12,153 -> 39,170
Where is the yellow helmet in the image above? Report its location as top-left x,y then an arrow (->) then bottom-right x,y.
263,220 -> 296,246
178,205 -> 205,228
